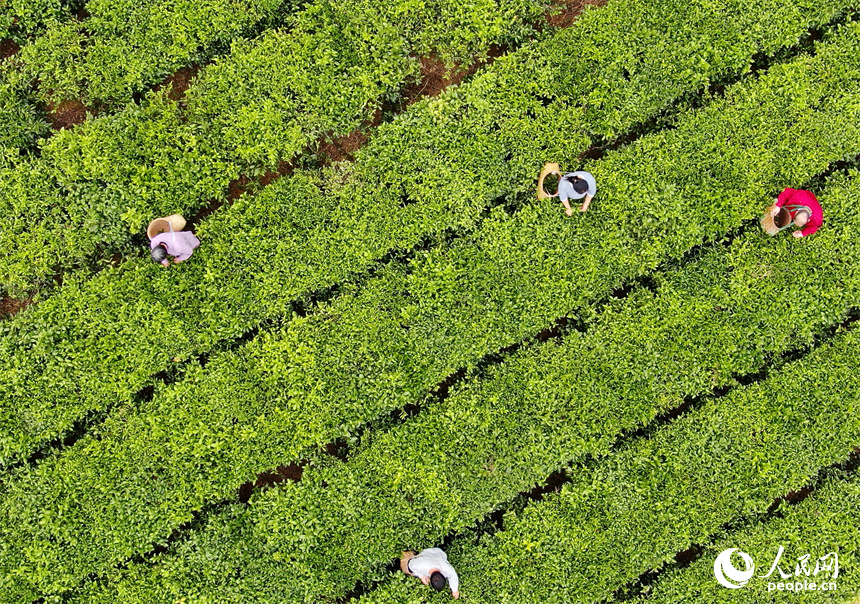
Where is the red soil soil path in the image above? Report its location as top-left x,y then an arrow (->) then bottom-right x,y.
0,295 -> 32,319
0,38 -> 20,60
154,64 -> 201,106
318,108 -> 383,163
547,0 -> 607,28
46,99 -> 91,130
49,63 -> 200,132
185,160 -> 296,230
318,43 -> 506,164
402,46 -> 506,105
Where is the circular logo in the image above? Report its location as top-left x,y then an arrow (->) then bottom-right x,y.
714,548 -> 755,589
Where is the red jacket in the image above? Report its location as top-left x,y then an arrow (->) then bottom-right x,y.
776,188 -> 823,237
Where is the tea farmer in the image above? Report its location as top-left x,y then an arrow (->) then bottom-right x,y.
147,214 -> 200,266
763,187 -> 823,238
536,163 -> 596,215
401,548 -> 460,599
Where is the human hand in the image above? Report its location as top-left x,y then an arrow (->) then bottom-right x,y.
161,260 -> 170,267
770,206 -> 780,217
452,591 -> 460,599
579,203 -> 588,212
792,230 -> 803,238
565,207 -> 573,217
421,577 -> 430,586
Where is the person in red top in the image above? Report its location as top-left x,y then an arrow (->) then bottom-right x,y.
770,187 -> 823,238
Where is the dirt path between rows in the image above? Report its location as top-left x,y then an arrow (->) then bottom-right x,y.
0,38 -> 20,60
0,295 -> 32,319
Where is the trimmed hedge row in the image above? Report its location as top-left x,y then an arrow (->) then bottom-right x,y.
62,172 -> 860,604
8,0 -> 296,107
1,0 -> 850,295
0,76 -> 48,157
1,0 -> 856,462
643,470 -> 860,603
2,0 -> 292,160
352,331 -> 860,604
0,0 -> 78,43
0,0 -> 546,294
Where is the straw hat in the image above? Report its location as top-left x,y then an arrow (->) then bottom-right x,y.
146,214 -> 187,240
537,162 -> 561,199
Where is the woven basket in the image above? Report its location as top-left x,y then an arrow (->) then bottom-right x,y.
400,551 -> 416,576
760,206 -> 791,236
146,214 -> 186,240
537,162 -> 561,199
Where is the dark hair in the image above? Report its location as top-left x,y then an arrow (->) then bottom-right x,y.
430,571 -> 447,591
571,177 -> 588,195
151,244 -> 168,263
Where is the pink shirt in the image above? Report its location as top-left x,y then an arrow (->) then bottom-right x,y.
150,230 -> 200,261
776,188 -> 823,237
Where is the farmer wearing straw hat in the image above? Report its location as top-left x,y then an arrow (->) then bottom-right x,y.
537,163 -> 596,215
147,214 -> 200,266
401,548 -> 460,599
762,187 -> 823,238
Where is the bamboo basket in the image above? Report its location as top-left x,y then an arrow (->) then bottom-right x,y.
146,214 -> 186,240
537,162 -> 561,199
760,206 -> 792,236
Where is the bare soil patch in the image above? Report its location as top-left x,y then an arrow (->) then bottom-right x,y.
156,64 -> 201,106
0,38 -> 20,60
318,108 -> 382,163
0,295 -> 32,319
547,0 -> 607,28
404,43 -> 507,106
46,99 -> 91,130
238,462 -> 304,503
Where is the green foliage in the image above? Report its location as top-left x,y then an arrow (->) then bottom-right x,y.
355,330 -> 860,604
0,0 -> 78,42
0,0 -> 546,295
13,0 -> 295,107
643,470 -> 860,603
2,0 -> 850,294
455,331 -> 860,603
0,6 -> 859,604
0,70 -> 48,150
2,0 -> 855,455
56,173 -> 860,604
6,57 -> 860,599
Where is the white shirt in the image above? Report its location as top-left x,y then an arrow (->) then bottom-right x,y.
408,548 -> 460,593
557,170 -> 597,201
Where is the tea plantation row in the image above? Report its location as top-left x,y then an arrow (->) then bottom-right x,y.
7,0 -> 300,107
0,0 -> 546,293
3,48 -> 860,594
1,0 -> 854,465
1,0 -> 297,156
0,0 -> 848,294
645,470 -> 860,603
60,173 -> 860,604
351,325 -> 860,604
